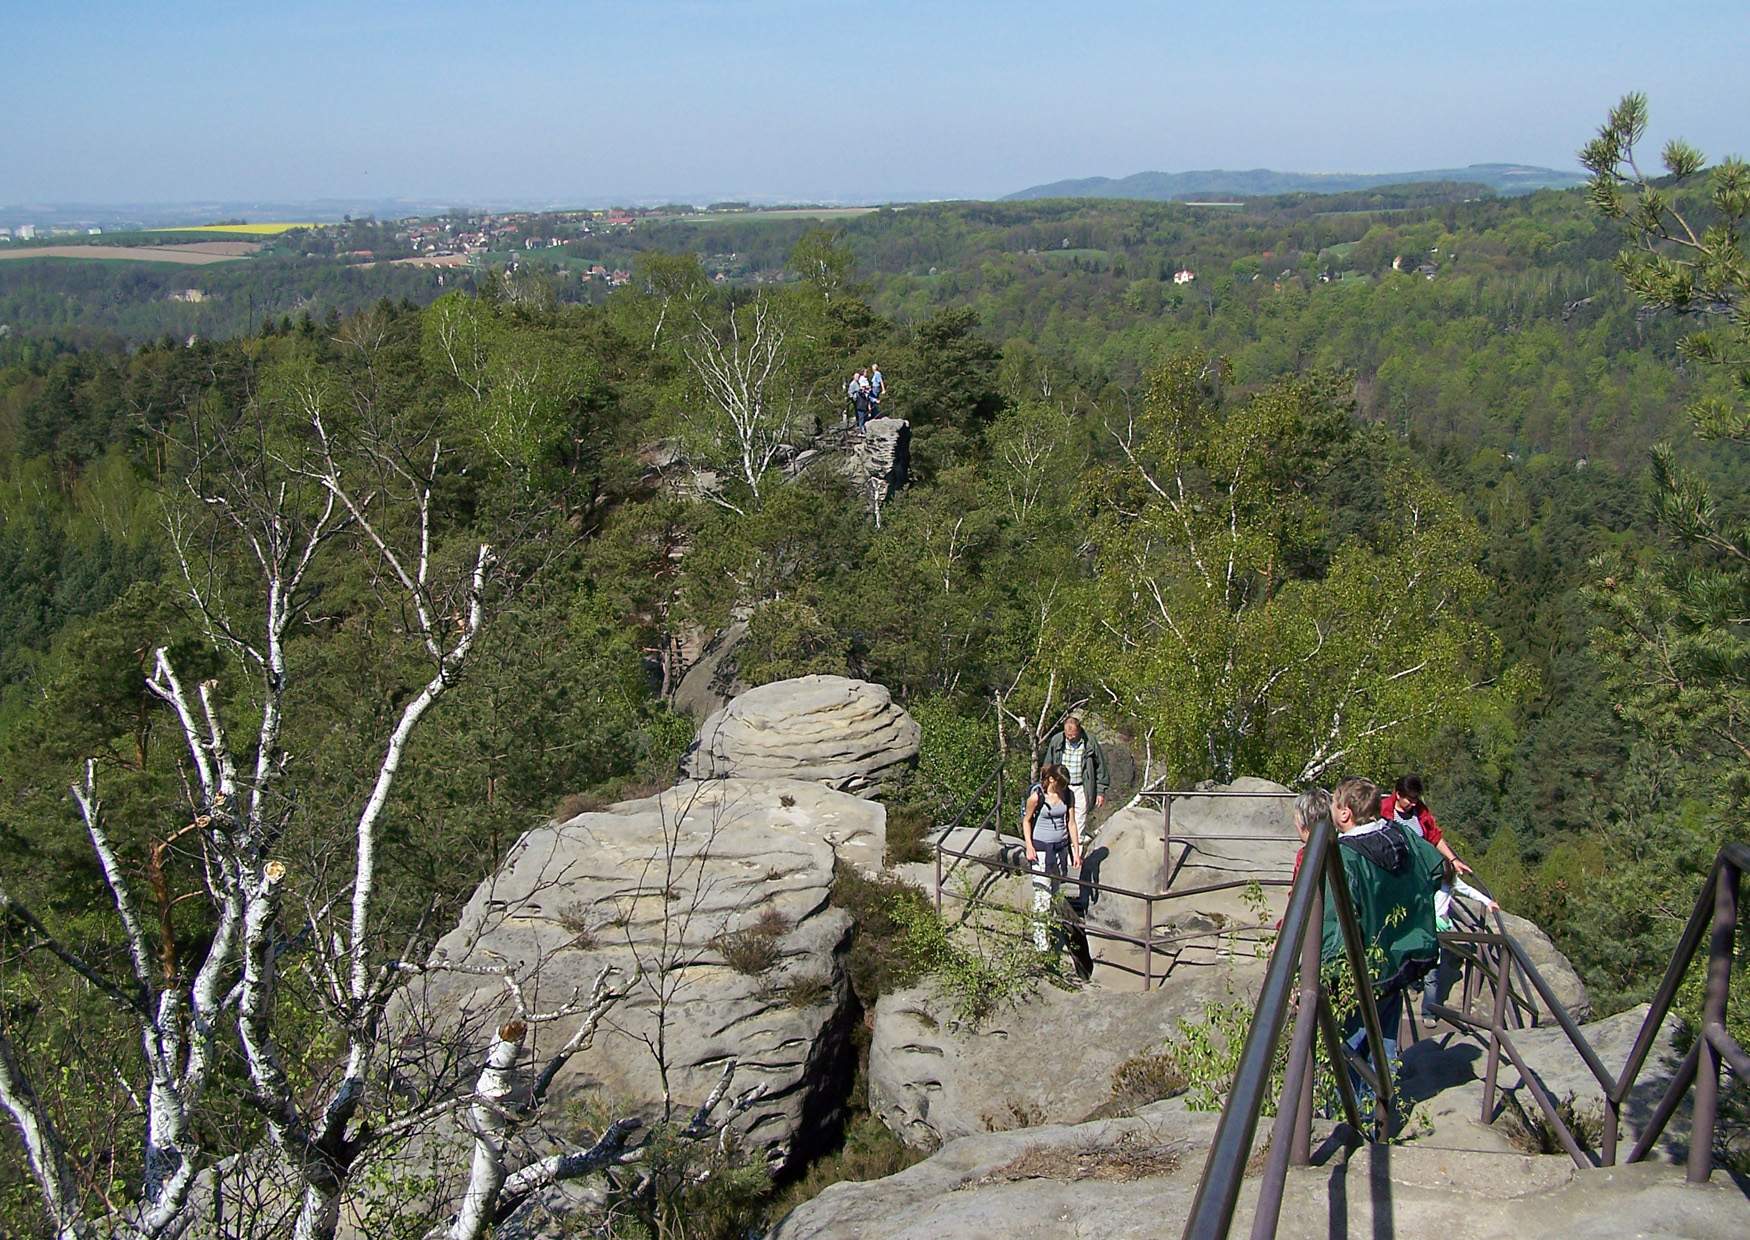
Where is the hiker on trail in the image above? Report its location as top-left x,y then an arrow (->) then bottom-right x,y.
1320,776 -> 1442,1110
1420,858 -> 1498,1026
867,362 -> 885,419
847,368 -> 871,432
1277,787 -> 1330,929
1381,773 -> 1471,874
1040,716 -> 1110,845
1022,763 -> 1082,952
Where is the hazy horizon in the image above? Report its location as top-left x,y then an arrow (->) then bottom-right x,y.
3,0 -> 1746,207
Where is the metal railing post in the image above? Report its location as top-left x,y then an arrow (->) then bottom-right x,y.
1480,937 -> 1511,1124
1143,895 -> 1154,991
1688,858 -> 1739,1184
1182,816 -> 1333,1240
1291,883 -> 1322,1165
1323,843 -> 1395,1134
1161,792 -> 1174,892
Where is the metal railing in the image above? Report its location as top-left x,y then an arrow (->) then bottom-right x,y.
1182,838 -> 1749,1239
1430,841 -> 1749,1177
931,773 -> 1296,989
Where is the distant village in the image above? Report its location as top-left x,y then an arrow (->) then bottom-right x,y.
328,208 -> 648,286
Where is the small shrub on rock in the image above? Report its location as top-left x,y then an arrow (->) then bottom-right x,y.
831,862 -> 930,1006
714,916 -> 786,975
1105,1050 -> 1190,1115
769,974 -> 833,1009
557,900 -> 605,950
887,877 -> 1060,1028
883,802 -> 934,866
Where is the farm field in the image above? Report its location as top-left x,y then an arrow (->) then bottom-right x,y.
671,206 -> 881,223
159,222 -> 317,235
384,252 -> 473,267
0,240 -> 262,264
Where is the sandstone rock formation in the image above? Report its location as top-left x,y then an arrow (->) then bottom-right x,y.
852,417 -> 909,506
1093,777 -> 1299,902
775,1065 -> 1747,1240
403,777 -> 886,1173
671,617 -> 748,720
1502,1001 -> 1691,1162
769,1096 -> 1244,1240
1497,909 -> 1591,1022
1077,778 -> 1295,985
683,675 -> 920,794
868,969 -> 1253,1150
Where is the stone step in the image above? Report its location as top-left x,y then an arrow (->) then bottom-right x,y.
1233,1144 -> 1748,1239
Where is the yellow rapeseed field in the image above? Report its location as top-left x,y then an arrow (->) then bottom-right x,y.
160,222 -> 320,235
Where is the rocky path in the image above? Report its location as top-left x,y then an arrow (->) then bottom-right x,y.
779,1014 -> 1749,1238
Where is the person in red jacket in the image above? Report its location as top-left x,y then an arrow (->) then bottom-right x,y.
1380,774 -> 1472,874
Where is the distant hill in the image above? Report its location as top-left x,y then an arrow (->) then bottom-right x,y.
1004,163 -> 1587,202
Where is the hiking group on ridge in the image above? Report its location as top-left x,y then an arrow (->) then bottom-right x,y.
1011,725 -> 1498,1109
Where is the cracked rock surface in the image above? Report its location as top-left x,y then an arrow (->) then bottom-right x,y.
403,777 -> 885,1172
683,675 -> 921,795
868,969 -> 1253,1150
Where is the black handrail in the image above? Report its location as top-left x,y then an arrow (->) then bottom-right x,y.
1187,840 -> 1749,1238
1181,813 -> 1399,1239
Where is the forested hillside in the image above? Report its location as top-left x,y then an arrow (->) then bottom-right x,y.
0,130 -> 1745,1232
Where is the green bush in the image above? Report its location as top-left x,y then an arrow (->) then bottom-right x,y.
738,596 -> 852,685
910,697 -> 998,817
887,877 -> 1060,1028
831,861 -> 931,1007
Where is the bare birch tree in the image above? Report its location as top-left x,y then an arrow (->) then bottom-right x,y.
0,368 -> 673,1240
680,293 -> 807,513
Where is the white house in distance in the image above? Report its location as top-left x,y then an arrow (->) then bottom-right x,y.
1172,267 -> 1196,284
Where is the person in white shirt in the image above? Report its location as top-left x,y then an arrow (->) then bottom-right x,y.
849,369 -> 873,432
1422,859 -> 1499,1025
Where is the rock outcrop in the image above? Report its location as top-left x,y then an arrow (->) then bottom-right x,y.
1091,777 -> 1299,907
776,1059 -> 1748,1240
403,777 -> 886,1173
1502,1002 -> 1691,1162
1497,909 -> 1591,1022
671,617 -> 749,720
683,675 -> 920,794
770,1096 -> 1243,1239
868,969 -> 1253,1150
1078,779 -> 1295,985
852,417 -> 909,506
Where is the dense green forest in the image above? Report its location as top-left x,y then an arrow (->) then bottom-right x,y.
0,116 -> 1745,1232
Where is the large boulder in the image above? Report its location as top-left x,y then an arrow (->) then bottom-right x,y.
868,969 -> 1253,1150
1502,1002 -> 1693,1163
671,617 -> 749,720
683,675 -> 920,794
1090,778 -> 1298,907
401,777 -> 886,1173
769,1096 -> 1255,1240
1497,910 -> 1590,1022
1084,778 -> 1298,952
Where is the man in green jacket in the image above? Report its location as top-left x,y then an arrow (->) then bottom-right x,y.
1319,776 -> 1442,1098
1039,716 -> 1110,842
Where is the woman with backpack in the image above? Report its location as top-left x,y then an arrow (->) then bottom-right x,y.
1021,764 -> 1082,951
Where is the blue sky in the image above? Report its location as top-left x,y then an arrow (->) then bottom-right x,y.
2,0 -> 1745,205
